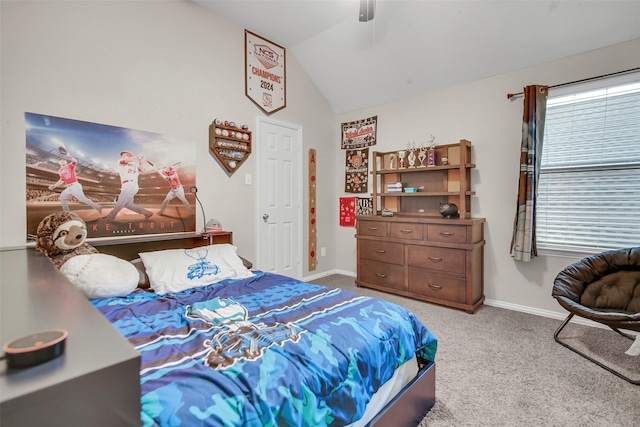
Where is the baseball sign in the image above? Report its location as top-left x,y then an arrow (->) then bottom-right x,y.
245,30 -> 286,115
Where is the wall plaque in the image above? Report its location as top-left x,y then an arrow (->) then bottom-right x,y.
245,30 -> 286,115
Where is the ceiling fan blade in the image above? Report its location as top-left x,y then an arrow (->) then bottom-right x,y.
359,0 -> 375,22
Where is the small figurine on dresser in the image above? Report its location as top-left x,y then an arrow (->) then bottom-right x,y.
427,135 -> 437,167
439,202 -> 459,218
418,142 -> 427,167
407,141 -> 417,168
398,150 -> 406,169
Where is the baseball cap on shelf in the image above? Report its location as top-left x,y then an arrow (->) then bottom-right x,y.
120,150 -> 133,157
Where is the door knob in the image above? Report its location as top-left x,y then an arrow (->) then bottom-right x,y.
262,214 -> 269,223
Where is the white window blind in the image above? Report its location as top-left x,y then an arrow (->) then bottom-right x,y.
537,77 -> 640,255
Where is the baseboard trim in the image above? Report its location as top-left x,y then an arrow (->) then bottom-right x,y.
483,298 -> 565,320
304,269 -> 355,283
304,269 -> 611,330
480,299 -> 611,329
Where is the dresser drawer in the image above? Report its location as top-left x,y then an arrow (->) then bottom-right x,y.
357,221 -> 388,237
390,223 -> 423,240
359,259 -> 405,291
408,267 -> 466,304
359,240 -> 404,265
426,224 -> 467,244
407,245 -> 466,273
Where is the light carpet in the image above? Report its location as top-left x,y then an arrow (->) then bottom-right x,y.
311,274 -> 639,427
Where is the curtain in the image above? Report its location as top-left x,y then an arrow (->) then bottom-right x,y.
510,85 -> 548,261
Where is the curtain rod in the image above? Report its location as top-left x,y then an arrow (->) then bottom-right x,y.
506,67 -> 640,100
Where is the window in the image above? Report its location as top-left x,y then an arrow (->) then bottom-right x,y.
537,75 -> 640,256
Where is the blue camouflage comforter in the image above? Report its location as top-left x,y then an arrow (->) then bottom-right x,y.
92,272 -> 438,426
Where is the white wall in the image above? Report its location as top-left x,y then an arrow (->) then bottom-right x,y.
0,0 -> 336,277
334,38 -> 640,315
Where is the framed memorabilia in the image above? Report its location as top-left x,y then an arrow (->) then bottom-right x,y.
341,116 -> 377,149
345,148 -> 369,193
245,30 -> 286,115
356,197 -> 373,216
339,197 -> 356,227
208,119 -> 252,175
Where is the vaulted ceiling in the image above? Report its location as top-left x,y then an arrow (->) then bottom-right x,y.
193,1 -> 640,114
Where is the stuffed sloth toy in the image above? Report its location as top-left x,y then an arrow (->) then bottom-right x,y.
36,212 -> 139,299
36,211 -> 99,268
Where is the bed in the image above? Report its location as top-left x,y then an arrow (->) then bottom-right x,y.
93,236 -> 438,426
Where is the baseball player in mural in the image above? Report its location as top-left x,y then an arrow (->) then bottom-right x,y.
157,165 -> 193,216
103,150 -> 153,221
48,150 -> 102,213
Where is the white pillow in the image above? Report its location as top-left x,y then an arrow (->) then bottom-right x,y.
130,258 -> 150,288
61,254 -> 139,299
138,244 -> 254,295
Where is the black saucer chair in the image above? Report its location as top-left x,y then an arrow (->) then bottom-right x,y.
552,247 -> 640,384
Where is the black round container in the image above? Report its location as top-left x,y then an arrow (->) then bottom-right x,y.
2,329 -> 68,369
439,203 -> 459,218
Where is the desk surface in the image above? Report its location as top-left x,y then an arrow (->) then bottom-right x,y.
0,249 -> 140,425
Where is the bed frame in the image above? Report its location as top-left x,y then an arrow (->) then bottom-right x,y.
368,359 -> 436,426
93,233 -> 214,260
93,234 -> 437,427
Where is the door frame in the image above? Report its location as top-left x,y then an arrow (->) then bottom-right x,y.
254,115 -> 304,279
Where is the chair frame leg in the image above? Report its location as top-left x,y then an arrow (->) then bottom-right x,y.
554,313 -> 639,385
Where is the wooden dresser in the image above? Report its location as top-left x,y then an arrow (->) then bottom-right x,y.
355,216 -> 485,313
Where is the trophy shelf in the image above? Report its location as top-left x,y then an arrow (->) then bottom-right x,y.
371,139 -> 476,219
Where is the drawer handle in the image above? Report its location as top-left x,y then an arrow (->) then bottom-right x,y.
368,227 -> 379,230
428,256 -> 443,262
439,231 -> 454,236
375,273 -> 387,278
400,229 -> 413,234
428,284 -> 443,290
375,249 -> 386,253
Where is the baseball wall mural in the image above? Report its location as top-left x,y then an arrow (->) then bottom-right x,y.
25,112 -> 197,241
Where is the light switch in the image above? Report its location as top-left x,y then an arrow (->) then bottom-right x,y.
245,173 -> 252,185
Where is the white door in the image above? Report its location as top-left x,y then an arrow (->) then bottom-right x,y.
256,117 -> 302,279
